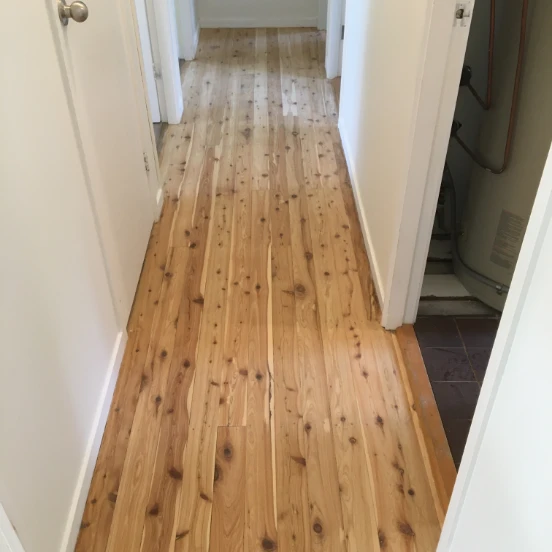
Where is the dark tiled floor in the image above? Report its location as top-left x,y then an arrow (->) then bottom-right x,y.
414,316 -> 500,467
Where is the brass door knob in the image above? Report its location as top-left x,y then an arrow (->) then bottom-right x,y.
58,0 -> 89,25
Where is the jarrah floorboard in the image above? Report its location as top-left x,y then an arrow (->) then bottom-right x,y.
76,28 -> 442,552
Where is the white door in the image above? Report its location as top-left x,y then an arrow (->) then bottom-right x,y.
51,0 -> 156,322
439,146 -> 552,551
1,3 -> 124,550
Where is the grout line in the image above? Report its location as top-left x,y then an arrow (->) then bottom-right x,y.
454,317 -> 481,388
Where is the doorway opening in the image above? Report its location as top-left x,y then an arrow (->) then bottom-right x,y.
415,0 -> 551,466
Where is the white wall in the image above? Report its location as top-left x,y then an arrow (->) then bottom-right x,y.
176,0 -> 200,60
0,5 -> 123,551
338,0 -> 433,322
198,0 -> 319,27
439,147 -> 552,551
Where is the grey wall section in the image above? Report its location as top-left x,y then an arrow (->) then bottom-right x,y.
456,0 -> 552,309
197,0 -> 319,26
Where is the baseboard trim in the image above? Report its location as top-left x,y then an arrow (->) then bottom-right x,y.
60,331 -> 127,552
200,16 -> 319,28
338,119 -> 386,309
393,325 -> 456,523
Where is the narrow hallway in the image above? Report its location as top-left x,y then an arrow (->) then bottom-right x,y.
77,28 -> 442,551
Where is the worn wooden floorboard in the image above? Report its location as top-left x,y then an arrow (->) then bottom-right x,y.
76,28 -> 442,552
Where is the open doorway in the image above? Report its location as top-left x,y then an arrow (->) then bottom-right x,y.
413,0 -> 551,466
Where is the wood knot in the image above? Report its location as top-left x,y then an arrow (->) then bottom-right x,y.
223,445 -> 232,459
255,372 -> 263,381
378,529 -> 387,548
193,296 -> 205,305
239,369 -> 248,376
291,456 -> 306,466
304,423 -> 312,433
398,521 -> 415,537
168,467 -> 183,480
183,359 -> 191,368
261,537 -> 277,550
349,437 -> 357,445
376,415 -> 384,428
408,488 -> 415,496
175,530 -> 189,541
160,350 -> 168,358
107,492 -> 117,503
304,251 -> 313,260
148,503 -> 159,516
313,522 -> 323,534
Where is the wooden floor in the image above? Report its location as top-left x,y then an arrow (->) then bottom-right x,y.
77,29 -> 443,551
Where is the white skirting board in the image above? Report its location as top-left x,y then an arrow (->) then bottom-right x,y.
338,120 -> 386,310
200,17 -> 319,28
59,331 -> 128,552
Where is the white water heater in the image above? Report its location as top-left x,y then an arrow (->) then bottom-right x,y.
455,0 -> 552,311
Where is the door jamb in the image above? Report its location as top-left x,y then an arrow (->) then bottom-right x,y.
325,0 -> 342,79
127,0 -> 165,217
145,0 -> 184,124
381,1 -> 475,328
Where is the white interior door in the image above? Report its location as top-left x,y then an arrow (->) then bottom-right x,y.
1,4 -> 124,550
51,0 -> 156,322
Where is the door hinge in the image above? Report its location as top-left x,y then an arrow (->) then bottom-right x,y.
153,63 -> 162,79
143,153 -> 150,173
454,2 -> 471,27
341,25 -> 345,40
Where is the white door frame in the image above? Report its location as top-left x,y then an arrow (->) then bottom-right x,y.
135,0 -> 161,123
146,0 -> 184,124
402,1 -> 476,324
126,0 -> 165,215
325,0 -> 343,79
373,0 -> 475,328
438,143 -> 552,548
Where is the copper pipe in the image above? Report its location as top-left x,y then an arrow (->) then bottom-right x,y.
467,0 -> 495,110
454,0 -> 529,175
486,0 -> 496,108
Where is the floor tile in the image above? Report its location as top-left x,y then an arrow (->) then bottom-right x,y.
468,347 -> 492,384
414,316 -> 463,348
455,317 -> 499,347
443,419 -> 473,465
431,381 -> 480,421
421,347 -> 475,382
